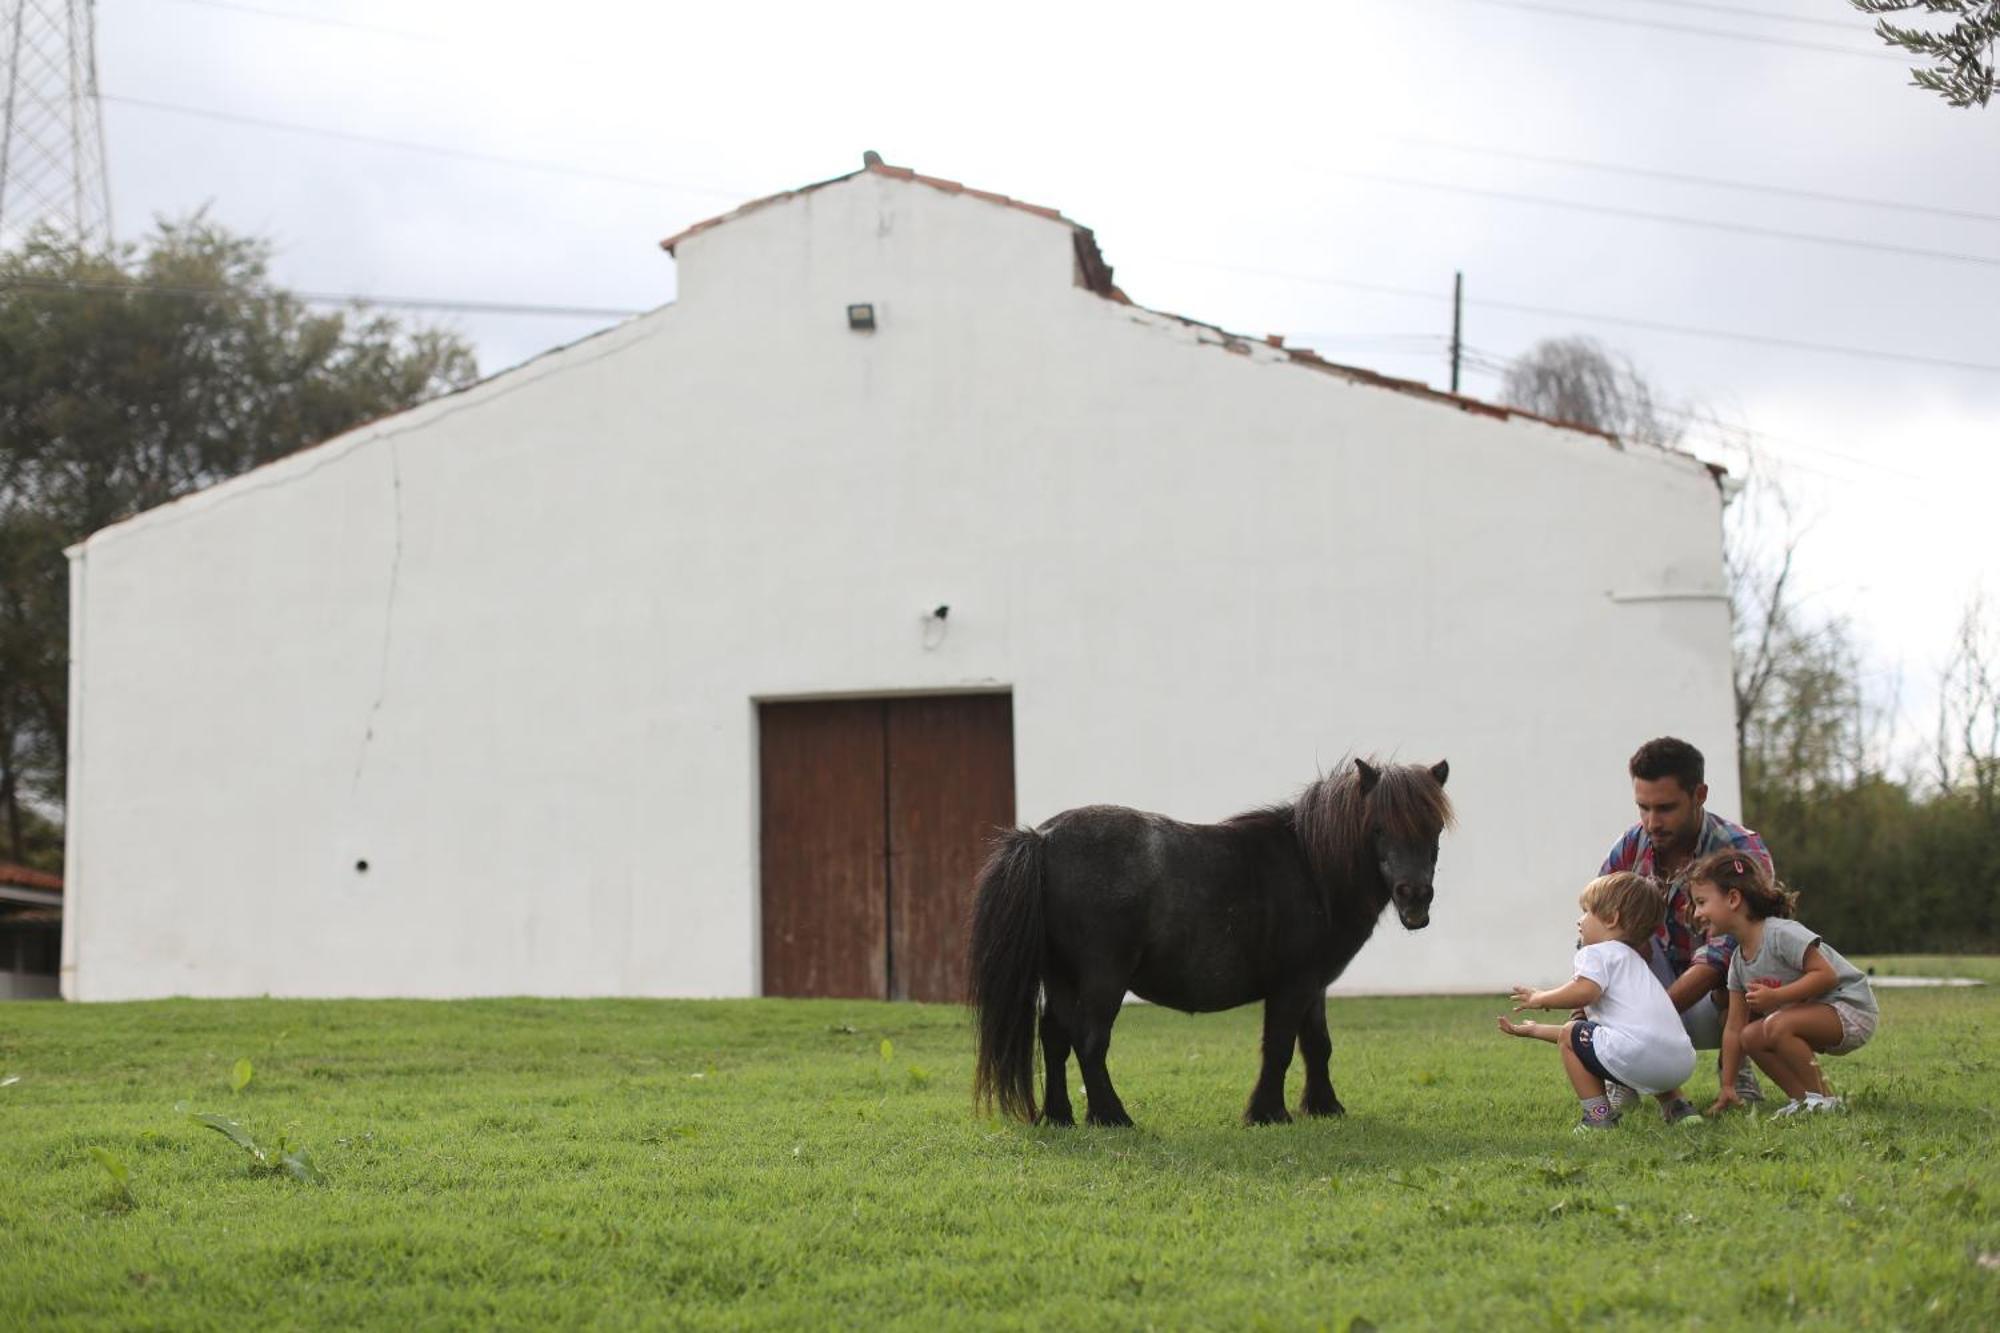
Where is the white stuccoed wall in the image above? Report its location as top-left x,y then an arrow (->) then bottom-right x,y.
62,169 -> 1738,1001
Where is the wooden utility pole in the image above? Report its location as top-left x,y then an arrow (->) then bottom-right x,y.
1449,271 -> 1463,393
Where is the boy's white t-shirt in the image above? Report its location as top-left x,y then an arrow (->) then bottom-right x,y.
1574,941 -> 1697,1094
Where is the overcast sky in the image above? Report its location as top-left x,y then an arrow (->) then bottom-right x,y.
79,0 -> 2000,770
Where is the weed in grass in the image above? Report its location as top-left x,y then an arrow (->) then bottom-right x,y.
87,1146 -> 135,1210
179,1105 -> 326,1185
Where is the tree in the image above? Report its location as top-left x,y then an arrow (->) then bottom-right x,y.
1497,336 -> 1682,449
1852,1 -> 1999,108
1497,337 -> 1877,792
1723,451 -> 1807,771
1935,590 -> 2000,816
0,217 -> 479,866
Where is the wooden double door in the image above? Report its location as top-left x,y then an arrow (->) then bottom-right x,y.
758,694 -> 1015,1001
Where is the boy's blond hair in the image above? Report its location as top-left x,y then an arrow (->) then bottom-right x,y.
1578,872 -> 1668,949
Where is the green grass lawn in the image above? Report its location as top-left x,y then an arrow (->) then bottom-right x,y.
3,978 -> 1997,1330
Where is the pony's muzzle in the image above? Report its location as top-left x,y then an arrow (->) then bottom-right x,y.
1392,883 -> 1434,930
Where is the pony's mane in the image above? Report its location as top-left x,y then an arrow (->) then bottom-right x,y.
1287,758 -> 1455,886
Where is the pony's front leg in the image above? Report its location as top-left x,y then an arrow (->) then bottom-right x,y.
1297,993 -> 1345,1117
1244,991 -> 1309,1125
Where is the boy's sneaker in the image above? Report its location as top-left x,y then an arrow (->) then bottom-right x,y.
1572,1116 -> 1620,1134
1605,1081 -> 1638,1112
1662,1099 -> 1704,1126
1770,1099 -> 1809,1118
1805,1093 -> 1845,1114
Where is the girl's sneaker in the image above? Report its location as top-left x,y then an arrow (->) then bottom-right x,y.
1662,1100 -> 1704,1126
1805,1093 -> 1845,1114
1571,1116 -> 1619,1134
1770,1098 -> 1809,1118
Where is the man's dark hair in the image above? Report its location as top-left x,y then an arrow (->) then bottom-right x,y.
1628,737 -> 1704,792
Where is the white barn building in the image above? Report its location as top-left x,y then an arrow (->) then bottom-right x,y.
61,157 -> 1739,1002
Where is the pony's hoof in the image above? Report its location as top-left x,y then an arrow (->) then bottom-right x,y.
1086,1109 -> 1135,1128
1301,1097 -> 1346,1118
1243,1105 -> 1293,1126
1037,1107 -> 1075,1128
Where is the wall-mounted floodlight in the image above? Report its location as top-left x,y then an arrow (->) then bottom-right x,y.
922,604 -> 950,651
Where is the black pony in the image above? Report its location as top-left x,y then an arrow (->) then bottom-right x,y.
970,758 -> 1452,1127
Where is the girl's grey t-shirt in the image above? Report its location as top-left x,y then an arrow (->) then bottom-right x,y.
1727,918 -> 1878,1016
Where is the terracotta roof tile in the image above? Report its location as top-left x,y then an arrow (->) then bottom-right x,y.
0,862 -> 61,891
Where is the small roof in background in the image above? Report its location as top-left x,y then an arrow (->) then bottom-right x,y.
0,863 -> 62,891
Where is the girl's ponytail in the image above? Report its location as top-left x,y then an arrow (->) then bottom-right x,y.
1687,849 -> 1797,920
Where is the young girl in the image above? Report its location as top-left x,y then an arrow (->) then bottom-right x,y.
1500,872 -> 1700,1129
1688,851 -> 1878,1116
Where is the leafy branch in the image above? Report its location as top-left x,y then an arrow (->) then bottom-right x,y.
1852,1 -> 2000,108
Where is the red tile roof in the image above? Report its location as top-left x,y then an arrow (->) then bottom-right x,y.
0,862 -> 61,891
658,155 -> 1633,448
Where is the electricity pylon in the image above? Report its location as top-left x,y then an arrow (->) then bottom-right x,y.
1,0 -> 112,249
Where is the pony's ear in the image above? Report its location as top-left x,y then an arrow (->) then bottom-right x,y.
1355,759 -> 1380,794
1429,759 -> 1450,788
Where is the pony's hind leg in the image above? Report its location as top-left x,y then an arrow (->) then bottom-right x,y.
1038,1002 -> 1076,1127
1244,988 -> 1314,1125
1071,984 -> 1134,1128
1296,993 -> 1345,1117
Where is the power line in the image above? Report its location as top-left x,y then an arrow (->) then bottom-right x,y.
1439,0 -> 1905,62
1618,0 -> 1874,33
1,276 -> 646,319
1454,340 -> 1927,480
1471,291 -> 2000,375
154,0 -> 1904,66
140,0 -> 1965,228
1380,133 -> 2000,227
108,90 -> 2000,276
133,0 -> 441,42
89,92 -> 2000,374
100,94 -> 751,201
0,282 -> 1938,493
1153,256 -> 2000,375
1454,352 -> 1922,494
1327,168 -> 2000,270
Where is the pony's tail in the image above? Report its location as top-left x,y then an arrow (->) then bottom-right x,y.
969,827 -> 1046,1123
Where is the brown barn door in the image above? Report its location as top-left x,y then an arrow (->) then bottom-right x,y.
759,694 -> 1014,1001
887,694 -> 1015,1001
758,700 -> 889,999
